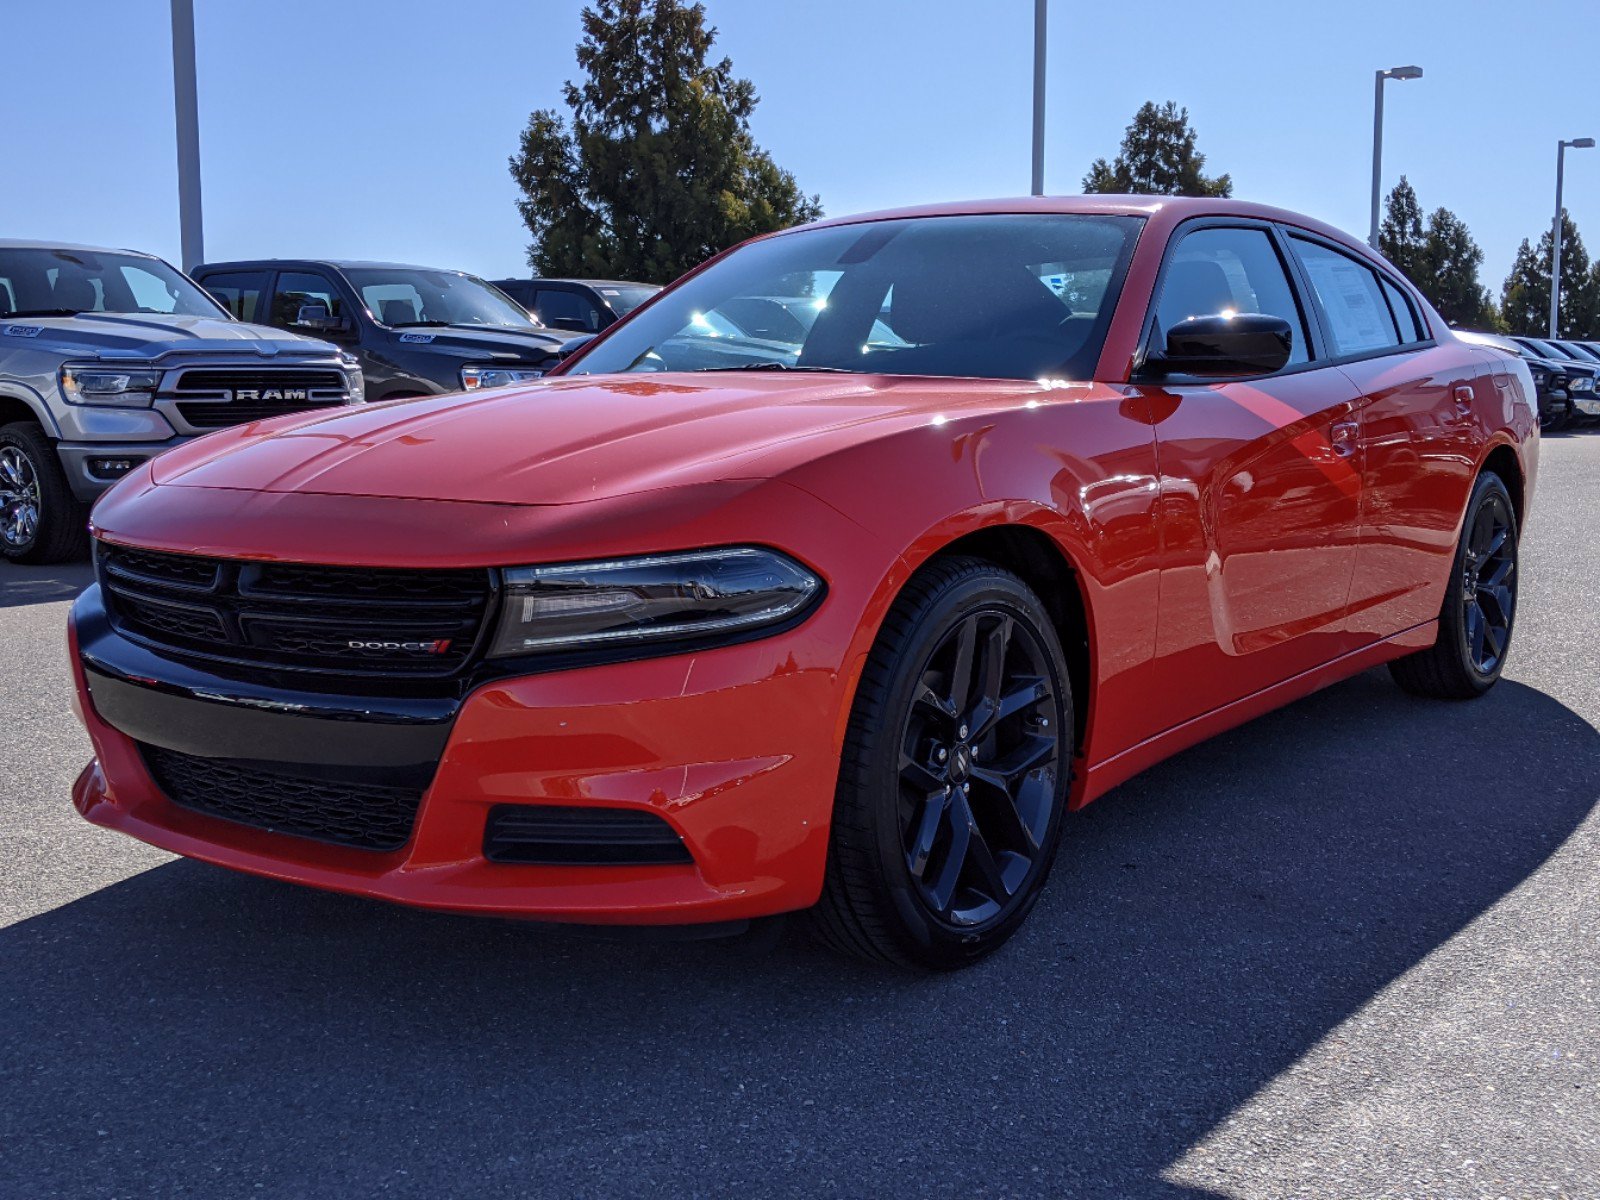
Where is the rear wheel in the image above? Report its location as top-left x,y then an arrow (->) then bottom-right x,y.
0,422 -> 88,565
1389,471 -> 1519,699
811,558 -> 1074,970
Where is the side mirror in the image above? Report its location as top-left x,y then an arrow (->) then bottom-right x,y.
294,303 -> 348,334
558,334 -> 596,361
1148,313 -> 1293,377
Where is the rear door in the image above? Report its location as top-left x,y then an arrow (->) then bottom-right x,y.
1134,220 -> 1365,733
1285,234 -> 1482,642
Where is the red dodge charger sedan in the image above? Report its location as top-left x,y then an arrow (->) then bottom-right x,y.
69,197 -> 1537,968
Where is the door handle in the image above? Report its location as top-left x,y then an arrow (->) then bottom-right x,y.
1330,419 -> 1358,459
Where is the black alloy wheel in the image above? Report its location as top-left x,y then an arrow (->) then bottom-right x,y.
1391,470 -> 1519,699
812,557 -> 1073,969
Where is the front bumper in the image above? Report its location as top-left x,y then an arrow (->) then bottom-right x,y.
69,585 -> 843,924
57,439 -> 186,503
1571,393 -> 1600,417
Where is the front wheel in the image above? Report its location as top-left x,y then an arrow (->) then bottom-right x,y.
0,422 -> 89,565
1389,470 -> 1519,699
810,558 -> 1074,970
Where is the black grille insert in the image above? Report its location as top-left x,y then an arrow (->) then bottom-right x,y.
141,743 -> 422,851
169,368 -> 349,429
484,805 -> 693,866
98,543 -> 493,676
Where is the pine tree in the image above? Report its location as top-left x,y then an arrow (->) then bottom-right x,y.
509,0 -> 822,282
1082,102 -> 1232,197
1420,207 -> 1495,329
1378,177 -> 1426,281
1500,211 -> 1599,338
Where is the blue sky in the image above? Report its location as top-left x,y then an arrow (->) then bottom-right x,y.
8,0 -> 1597,294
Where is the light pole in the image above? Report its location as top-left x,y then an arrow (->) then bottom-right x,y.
1550,136 -> 1595,338
170,0 -> 204,271
1031,0 -> 1047,196
1369,65 -> 1423,249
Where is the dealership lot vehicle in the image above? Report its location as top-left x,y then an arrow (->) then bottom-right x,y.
193,259 -> 577,401
0,241 -> 359,564
1459,329 -> 1576,430
1515,337 -> 1600,425
490,277 -> 661,332
69,197 -> 1537,969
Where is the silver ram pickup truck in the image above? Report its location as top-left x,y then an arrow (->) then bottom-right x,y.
0,241 -> 363,563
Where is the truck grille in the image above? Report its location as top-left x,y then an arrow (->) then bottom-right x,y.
141,743 -> 422,851
168,368 -> 349,428
98,542 -> 493,677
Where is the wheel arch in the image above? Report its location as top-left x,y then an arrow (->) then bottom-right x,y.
894,514 -> 1097,759
1479,440 -> 1525,528
0,386 -> 59,438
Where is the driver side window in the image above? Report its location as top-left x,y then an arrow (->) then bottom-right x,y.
1156,227 -> 1309,366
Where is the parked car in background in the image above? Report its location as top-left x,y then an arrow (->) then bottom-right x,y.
194,260 -> 578,402
1457,331 -> 1574,430
490,278 -> 660,333
0,240 -> 359,564
70,197 -> 1537,970
1510,337 -> 1600,427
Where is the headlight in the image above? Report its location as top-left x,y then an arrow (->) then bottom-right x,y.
1570,376 -> 1594,393
59,365 -> 161,407
461,364 -> 545,391
487,547 -> 822,657
339,352 -> 365,403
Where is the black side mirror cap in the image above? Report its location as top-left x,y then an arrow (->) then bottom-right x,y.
1147,313 -> 1294,378
293,304 -> 348,334
558,334 -> 597,361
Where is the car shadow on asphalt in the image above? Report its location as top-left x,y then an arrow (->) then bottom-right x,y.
0,560 -> 93,609
2,672 -> 1596,1198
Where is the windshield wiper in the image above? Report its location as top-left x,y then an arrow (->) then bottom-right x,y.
4,308 -> 85,318
691,362 -> 850,373
389,319 -> 453,328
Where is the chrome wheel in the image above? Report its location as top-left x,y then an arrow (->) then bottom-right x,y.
1461,489 -> 1517,675
0,446 -> 40,550
898,609 -> 1063,927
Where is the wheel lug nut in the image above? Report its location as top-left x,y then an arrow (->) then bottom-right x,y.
936,747 -> 948,763
962,782 -> 971,794
958,724 -> 969,739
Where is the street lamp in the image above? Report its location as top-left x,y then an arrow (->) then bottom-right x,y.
1369,65 -> 1424,250
1550,136 -> 1596,338
169,0 -> 204,271
1031,0 -> 1047,196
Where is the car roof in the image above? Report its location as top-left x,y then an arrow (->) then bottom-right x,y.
508,277 -> 660,288
195,258 -> 478,274
792,194 -> 1365,245
0,239 -> 162,258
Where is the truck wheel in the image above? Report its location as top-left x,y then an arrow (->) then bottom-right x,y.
0,422 -> 89,564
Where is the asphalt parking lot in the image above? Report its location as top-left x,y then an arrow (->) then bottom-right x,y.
2,433 -> 1597,1200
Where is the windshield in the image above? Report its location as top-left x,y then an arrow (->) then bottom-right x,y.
570,214 -> 1144,381
0,247 -> 228,319
593,283 -> 660,316
346,267 -> 538,329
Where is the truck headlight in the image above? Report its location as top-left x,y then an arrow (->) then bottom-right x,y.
1570,376 -> 1594,393
487,547 -> 822,658
460,364 -> 545,391
59,366 -> 162,407
339,352 -> 365,403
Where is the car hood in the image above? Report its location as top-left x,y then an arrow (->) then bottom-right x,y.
385,323 -> 579,361
8,312 -> 336,361
147,371 -> 1047,506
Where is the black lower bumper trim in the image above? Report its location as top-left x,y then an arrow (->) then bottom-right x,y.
484,805 -> 693,866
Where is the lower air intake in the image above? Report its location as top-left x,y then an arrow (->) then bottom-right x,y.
141,743 -> 422,852
484,805 -> 693,866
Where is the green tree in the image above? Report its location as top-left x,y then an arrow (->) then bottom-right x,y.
1421,207 -> 1496,329
1378,177 -> 1426,280
508,0 -> 821,282
1082,102 -> 1232,197
1500,210 -> 1599,337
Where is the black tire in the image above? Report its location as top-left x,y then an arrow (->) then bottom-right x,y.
810,557 -> 1074,970
1389,470 -> 1519,700
0,422 -> 89,565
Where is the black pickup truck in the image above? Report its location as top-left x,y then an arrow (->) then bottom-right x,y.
194,260 -> 580,401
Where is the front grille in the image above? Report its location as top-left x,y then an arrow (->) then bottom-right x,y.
168,368 -> 348,429
141,743 -> 421,851
484,805 -> 694,866
99,543 -> 493,677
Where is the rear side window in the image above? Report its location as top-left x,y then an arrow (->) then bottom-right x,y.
271,271 -> 343,328
1290,238 -> 1401,356
199,270 -> 270,322
1154,226 -> 1310,365
534,288 -> 604,332
1378,275 -> 1424,343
